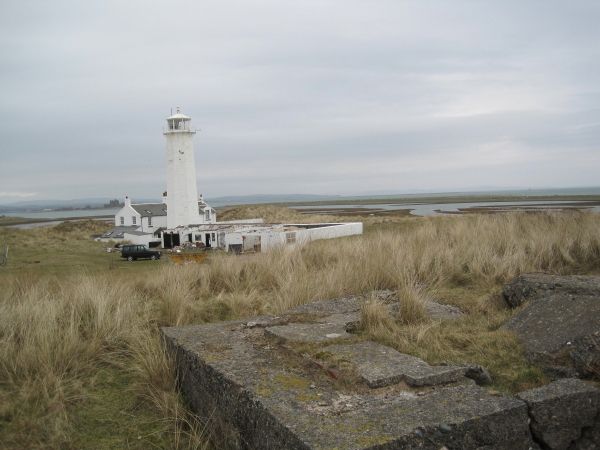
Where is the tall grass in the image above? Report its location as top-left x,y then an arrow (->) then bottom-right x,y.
153,212 -> 600,318
1,211 -> 600,448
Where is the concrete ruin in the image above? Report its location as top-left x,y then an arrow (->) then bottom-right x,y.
503,273 -> 600,378
162,288 -> 600,449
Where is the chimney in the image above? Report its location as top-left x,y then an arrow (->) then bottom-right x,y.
124,195 -> 131,207
162,191 -> 167,204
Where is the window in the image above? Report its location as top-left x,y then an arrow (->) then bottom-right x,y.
286,232 -> 296,244
148,216 -> 152,227
120,216 -> 124,225
132,216 -> 136,225
205,210 -> 210,221
211,233 -> 216,241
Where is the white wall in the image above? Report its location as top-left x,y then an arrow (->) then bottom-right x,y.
114,205 -> 141,227
123,232 -> 160,246
218,218 -> 264,225
140,215 -> 167,233
296,222 -> 363,246
259,223 -> 362,252
223,232 -> 243,251
201,206 -> 217,224
221,222 -> 363,253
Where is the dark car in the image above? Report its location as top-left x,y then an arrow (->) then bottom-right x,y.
120,244 -> 161,261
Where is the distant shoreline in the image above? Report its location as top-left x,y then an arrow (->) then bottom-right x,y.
278,194 -> 600,208
3,193 -> 600,227
0,215 -> 113,228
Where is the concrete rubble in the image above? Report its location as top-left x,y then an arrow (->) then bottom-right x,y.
162,287 -> 600,449
503,273 -> 600,378
517,378 -> 600,450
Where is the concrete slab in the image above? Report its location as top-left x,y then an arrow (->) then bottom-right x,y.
163,322 -> 536,449
162,292 -> 600,449
327,341 -> 466,388
265,322 -> 354,343
501,274 -> 600,379
517,378 -> 600,449
503,292 -> 600,361
503,273 -> 600,308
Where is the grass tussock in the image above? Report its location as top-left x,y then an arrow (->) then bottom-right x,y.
1,211 -> 600,447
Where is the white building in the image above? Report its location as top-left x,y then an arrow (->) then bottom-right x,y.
114,195 -> 167,232
161,222 -> 363,252
100,193 -> 216,246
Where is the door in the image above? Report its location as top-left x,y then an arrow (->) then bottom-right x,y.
205,233 -> 211,248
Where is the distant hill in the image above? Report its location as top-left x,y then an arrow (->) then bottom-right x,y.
0,197 -> 158,212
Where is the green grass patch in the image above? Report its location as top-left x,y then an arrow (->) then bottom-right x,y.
70,367 -> 171,450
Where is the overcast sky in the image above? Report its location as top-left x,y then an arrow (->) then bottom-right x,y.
1,1 -> 599,201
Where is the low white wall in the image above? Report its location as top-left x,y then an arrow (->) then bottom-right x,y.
217,218 -> 264,224
296,222 -> 363,245
258,231 -> 287,252
123,232 -> 159,246
235,222 -> 363,253
223,232 -> 243,251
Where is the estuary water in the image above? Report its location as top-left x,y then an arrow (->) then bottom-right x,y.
2,208 -> 118,219
3,199 -> 600,230
292,200 -> 600,216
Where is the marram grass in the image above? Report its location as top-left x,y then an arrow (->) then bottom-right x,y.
1,210 -> 599,448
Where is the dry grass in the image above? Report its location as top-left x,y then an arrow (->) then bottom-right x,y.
1,210 -> 600,448
217,204 -> 345,224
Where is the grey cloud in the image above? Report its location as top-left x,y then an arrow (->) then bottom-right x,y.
0,0 -> 599,200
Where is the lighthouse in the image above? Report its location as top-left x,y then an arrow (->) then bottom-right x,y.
164,108 -> 201,228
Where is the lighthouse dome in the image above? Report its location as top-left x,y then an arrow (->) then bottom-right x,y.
166,112 -> 191,121
165,108 -> 193,132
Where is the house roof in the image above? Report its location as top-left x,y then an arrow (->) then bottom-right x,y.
131,203 -> 168,217
100,226 -> 138,239
130,201 -> 213,217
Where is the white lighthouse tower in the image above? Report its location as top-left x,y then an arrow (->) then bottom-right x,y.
164,108 -> 201,228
